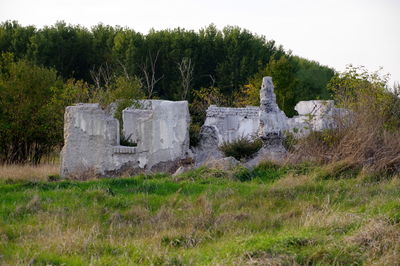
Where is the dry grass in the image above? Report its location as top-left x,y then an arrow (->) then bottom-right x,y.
0,163 -> 59,181
290,98 -> 400,175
346,219 -> 400,265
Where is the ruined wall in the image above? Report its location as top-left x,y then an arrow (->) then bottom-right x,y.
60,104 -> 139,177
60,100 -> 190,178
202,105 -> 260,145
198,77 -> 346,151
288,100 -> 339,136
258,76 -> 289,144
61,77 -> 346,177
123,100 -> 190,170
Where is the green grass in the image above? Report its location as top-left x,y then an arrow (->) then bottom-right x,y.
0,163 -> 399,265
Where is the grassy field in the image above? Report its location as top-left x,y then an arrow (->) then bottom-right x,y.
0,162 -> 399,265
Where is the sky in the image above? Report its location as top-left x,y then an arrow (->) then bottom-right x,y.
1,0 -> 399,85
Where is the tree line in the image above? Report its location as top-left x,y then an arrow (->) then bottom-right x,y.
0,20 -> 335,163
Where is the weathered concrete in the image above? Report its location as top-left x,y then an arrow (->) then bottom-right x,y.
60,100 -> 190,178
60,103 -> 139,178
202,105 -> 260,145
195,105 -> 259,166
123,100 -> 190,170
258,77 -> 289,145
197,76 -> 347,167
287,100 -> 345,136
61,77 -> 347,177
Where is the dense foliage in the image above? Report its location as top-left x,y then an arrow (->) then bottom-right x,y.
0,21 -> 334,105
234,55 -> 334,116
0,53 -> 65,164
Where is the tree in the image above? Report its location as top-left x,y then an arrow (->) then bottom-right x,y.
0,54 -> 64,163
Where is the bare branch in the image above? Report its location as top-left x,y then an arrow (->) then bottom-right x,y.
141,49 -> 164,99
90,62 -> 115,90
177,57 -> 194,100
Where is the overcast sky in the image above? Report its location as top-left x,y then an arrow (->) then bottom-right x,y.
1,0 -> 399,84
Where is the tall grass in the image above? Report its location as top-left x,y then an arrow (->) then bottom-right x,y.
0,163 -> 59,182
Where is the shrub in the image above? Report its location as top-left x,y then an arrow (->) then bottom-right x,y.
219,137 -> 263,161
290,66 -> 400,175
283,131 -> 297,152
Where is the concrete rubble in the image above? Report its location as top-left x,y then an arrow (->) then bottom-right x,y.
60,77 -> 346,177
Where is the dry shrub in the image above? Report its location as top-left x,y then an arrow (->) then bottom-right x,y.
301,207 -> 363,232
290,66 -> 400,175
151,205 -> 176,230
193,195 -> 215,229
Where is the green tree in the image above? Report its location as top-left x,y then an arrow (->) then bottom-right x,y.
264,56 -> 298,116
0,54 -> 64,163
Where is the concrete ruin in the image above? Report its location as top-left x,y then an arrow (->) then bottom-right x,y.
60,76 -> 345,177
200,77 -> 344,146
201,105 -> 260,145
60,100 -> 190,178
196,77 -> 345,164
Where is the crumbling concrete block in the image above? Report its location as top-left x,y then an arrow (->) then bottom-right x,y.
123,100 -> 190,170
202,105 -> 260,145
60,100 -> 191,178
258,76 -> 289,145
60,103 -> 139,178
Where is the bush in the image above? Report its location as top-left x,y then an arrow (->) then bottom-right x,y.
290,66 -> 400,175
0,53 -> 65,164
219,137 -> 263,161
283,131 -> 298,152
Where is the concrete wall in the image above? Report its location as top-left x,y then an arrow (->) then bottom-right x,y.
287,100 -> 346,136
60,103 -> 139,177
60,77 -> 347,177
60,100 -> 190,178
198,77 -> 347,150
123,100 -> 190,169
202,105 -> 260,145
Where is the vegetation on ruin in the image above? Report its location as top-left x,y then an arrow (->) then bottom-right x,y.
0,162 -> 399,265
219,137 -> 263,161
